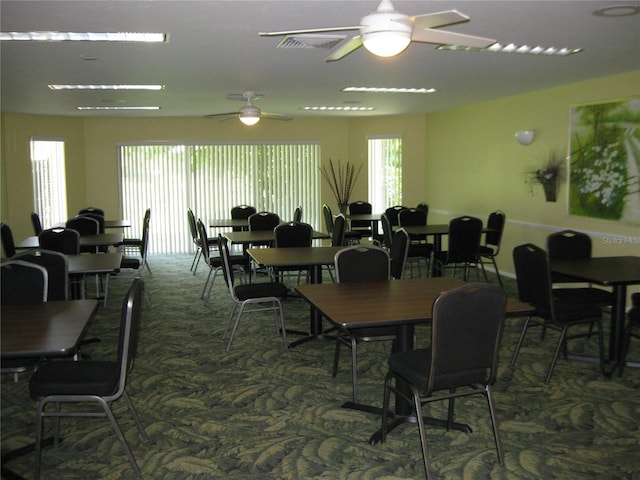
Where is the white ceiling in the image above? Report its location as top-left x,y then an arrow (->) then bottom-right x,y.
1,0 -> 639,119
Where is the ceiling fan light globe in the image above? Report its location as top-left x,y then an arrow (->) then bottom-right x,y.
239,115 -> 260,126
360,10 -> 412,57
239,104 -> 261,125
362,31 -> 411,57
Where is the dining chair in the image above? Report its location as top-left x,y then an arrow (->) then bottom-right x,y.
13,249 -> 68,301
1,222 -> 17,258
273,221 -> 313,284
66,216 -> 100,253
348,200 -> 373,239
77,212 -> 105,233
433,216 -> 483,280
546,230 -> 613,307
38,228 -> 80,255
120,208 -> 152,274
416,202 -> 429,219
120,213 -> 150,274
248,211 -> 280,248
398,207 -> 433,277
510,243 -> 605,383
380,283 -> 507,480
333,245 -> 394,403
619,292 -> 640,376
78,207 -> 105,216
31,212 -> 44,235
1,260 -> 48,381
29,278 -> 149,479
384,205 -> 408,228
323,204 -> 360,246
230,205 -> 257,231
389,228 -> 410,280
218,235 -> 288,352
380,213 -> 393,249
478,210 -> 506,287
76,212 -> 108,253
292,205 -> 303,223
188,208 -> 209,274
321,214 -> 346,283
198,219 -> 248,303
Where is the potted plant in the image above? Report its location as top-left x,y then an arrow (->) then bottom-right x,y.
320,159 -> 362,214
524,149 -> 567,202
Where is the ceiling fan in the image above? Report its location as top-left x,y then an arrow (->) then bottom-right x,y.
260,0 -> 496,62
206,91 -> 292,125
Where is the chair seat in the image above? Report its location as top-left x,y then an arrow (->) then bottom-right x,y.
122,238 -> 142,246
389,347 -> 488,393
208,253 -> 247,268
408,243 -> 433,257
477,245 -> 496,256
30,360 -> 119,398
552,287 -> 613,306
120,256 -> 141,269
348,325 -> 397,341
542,299 -> 603,325
233,282 -> 288,301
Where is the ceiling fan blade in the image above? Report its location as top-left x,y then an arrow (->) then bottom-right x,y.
259,26 -> 359,37
205,112 -> 240,119
262,113 -> 293,121
326,35 -> 363,62
411,28 -> 495,48
410,10 -> 469,29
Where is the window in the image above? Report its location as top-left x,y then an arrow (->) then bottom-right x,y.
368,136 -> 402,212
30,138 -> 68,229
118,142 -> 320,254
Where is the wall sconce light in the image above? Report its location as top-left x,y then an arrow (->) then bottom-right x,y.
515,130 -> 535,145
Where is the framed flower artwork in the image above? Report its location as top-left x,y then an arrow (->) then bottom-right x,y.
568,96 -> 640,223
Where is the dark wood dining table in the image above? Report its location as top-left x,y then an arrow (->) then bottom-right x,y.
66,252 -> 123,306
1,299 -> 99,358
247,246 -> 344,347
104,219 -> 131,229
223,229 -> 329,246
210,218 -> 252,229
551,255 -> 640,369
16,232 -> 124,250
401,224 -> 495,253
295,277 -> 534,442
1,299 -> 99,480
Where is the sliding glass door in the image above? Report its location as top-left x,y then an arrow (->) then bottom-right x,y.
118,142 -> 320,254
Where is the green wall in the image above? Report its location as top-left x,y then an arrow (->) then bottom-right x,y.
2,70 -> 639,290
423,70 -> 640,277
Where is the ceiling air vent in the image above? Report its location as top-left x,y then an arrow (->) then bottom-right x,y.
276,34 -> 346,49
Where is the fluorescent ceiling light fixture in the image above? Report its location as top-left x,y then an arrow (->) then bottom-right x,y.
343,86 -> 436,94
49,84 -> 164,90
0,32 -> 166,42
76,106 -> 160,111
437,43 -> 582,56
302,106 -> 375,111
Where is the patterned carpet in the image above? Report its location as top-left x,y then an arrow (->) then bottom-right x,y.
2,254 -> 639,480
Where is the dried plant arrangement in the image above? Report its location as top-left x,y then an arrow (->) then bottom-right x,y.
320,159 -> 362,209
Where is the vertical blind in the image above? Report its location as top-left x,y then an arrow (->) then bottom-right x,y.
118,142 -> 320,254
30,138 -> 68,229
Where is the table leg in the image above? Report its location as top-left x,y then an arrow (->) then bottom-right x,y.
287,264 -> 335,348
1,437 -> 56,480
609,285 -> 627,362
431,234 -> 443,277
